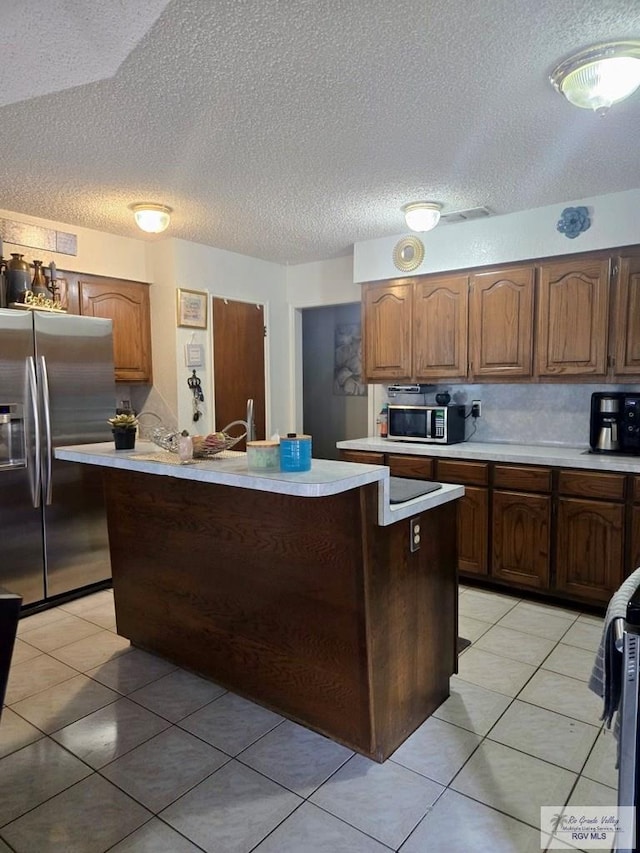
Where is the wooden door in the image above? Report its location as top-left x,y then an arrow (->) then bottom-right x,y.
613,255 -> 640,375
469,265 -> 534,378
536,257 -> 610,377
492,491 -> 550,589
413,274 -> 468,380
362,281 -> 412,380
555,497 -> 624,602
79,277 -> 152,382
212,297 -> 265,449
457,487 -> 489,575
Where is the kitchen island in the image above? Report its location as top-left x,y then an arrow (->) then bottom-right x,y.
55,442 -> 463,761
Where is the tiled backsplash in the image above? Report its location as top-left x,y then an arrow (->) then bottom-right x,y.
383,383 -> 640,448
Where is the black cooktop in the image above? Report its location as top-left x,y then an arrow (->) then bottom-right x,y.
389,477 -> 442,504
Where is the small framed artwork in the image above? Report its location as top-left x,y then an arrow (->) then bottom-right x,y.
177,288 -> 208,329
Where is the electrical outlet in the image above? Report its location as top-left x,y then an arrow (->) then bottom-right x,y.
471,400 -> 482,418
409,516 -> 421,552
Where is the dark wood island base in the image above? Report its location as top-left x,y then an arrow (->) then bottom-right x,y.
104,468 -> 457,762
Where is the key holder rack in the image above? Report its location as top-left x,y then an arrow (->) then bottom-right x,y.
187,369 -> 204,422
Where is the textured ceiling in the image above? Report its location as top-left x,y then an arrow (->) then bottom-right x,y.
1,0 -> 639,264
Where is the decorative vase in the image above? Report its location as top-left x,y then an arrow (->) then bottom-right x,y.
112,428 -> 136,450
6,254 -> 31,304
31,260 -> 48,297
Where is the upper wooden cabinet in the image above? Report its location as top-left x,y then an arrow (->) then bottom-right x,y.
79,277 -> 152,383
362,281 -> 412,380
612,255 -> 640,375
535,256 -> 610,377
361,247 -> 640,385
469,266 -> 534,379
414,275 -> 468,380
362,275 -> 467,382
58,271 -> 153,383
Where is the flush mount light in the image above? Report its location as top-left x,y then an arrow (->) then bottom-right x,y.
402,202 -> 442,232
550,40 -> 640,113
130,203 -> 172,233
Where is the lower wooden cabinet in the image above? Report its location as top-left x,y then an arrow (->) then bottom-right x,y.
457,487 -> 489,575
339,448 -> 635,606
492,491 -> 550,589
555,497 -> 624,602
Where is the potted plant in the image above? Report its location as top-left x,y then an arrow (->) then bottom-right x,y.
108,412 -> 138,450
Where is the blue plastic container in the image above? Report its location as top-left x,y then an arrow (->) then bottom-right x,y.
279,433 -> 312,472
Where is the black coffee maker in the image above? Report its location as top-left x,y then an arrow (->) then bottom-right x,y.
590,393 -> 622,453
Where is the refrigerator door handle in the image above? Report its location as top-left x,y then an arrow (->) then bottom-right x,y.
26,356 -> 42,508
39,355 -> 53,505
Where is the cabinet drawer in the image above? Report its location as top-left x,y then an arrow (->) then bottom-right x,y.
339,450 -> 385,466
436,459 -> 489,486
558,470 -> 625,501
387,454 -> 434,480
494,464 -> 551,493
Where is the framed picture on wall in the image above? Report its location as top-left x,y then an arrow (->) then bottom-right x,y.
177,288 -> 208,329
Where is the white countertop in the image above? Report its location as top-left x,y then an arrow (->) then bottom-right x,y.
55,441 -> 464,526
337,437 -> 640,474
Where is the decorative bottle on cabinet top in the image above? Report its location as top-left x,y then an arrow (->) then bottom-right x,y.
31,260 -> 48,297
6,254 -> 30,304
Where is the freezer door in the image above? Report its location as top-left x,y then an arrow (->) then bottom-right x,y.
34,312 -> 116,597
0,310 -> 45,604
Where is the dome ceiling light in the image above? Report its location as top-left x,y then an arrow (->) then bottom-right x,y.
402,202 -> 442,232
550,40 -> 640,114
130,202 -> 173,233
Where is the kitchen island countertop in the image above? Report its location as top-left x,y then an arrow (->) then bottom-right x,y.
55,441 -> 464,526
337,437 -> 640,474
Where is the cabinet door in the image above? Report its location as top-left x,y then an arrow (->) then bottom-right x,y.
492,491 -> 550,589
555,497 -> 624,602
362,282 -> 412,380
413,275 -> 468,380
536,257 -> 610,377
457,486 -> 488,576
469,266 -> 534,378
80,278 -> 152,383
613,255 -> 640,375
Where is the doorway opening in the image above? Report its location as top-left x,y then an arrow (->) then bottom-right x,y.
301,303 -> 368,460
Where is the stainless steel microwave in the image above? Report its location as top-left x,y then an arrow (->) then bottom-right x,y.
387,404 -> 466,444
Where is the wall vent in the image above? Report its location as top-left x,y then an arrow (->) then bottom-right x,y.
440,206 -> 493,224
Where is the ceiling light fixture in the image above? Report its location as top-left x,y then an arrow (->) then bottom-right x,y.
130,203 -> 173,233
550,40 -> 640,114
402,201 -> 442,232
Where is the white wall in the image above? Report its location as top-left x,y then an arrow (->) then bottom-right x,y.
0,208 -> 149,281
169,239 -> 288,435
353,188 -> 640,283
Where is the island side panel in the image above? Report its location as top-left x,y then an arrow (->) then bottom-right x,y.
362,490 -> 457,761
103,469 -> 374,755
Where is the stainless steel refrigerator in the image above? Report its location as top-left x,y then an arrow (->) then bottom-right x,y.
0,308 -> 115,607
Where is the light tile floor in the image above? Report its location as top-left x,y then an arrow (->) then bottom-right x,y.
0,585 -> 618,852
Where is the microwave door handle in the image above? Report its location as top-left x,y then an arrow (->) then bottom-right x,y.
26,356 -> 42,508
38,355 -> 53,505
428,409 -> 435,438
